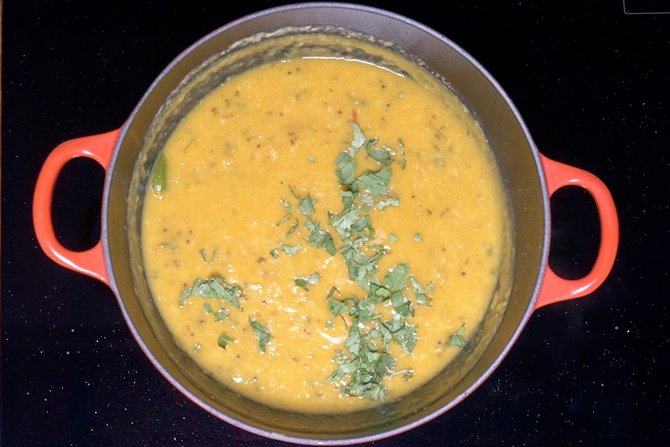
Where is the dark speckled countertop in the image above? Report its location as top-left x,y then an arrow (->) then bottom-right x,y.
2,1 -> 669,445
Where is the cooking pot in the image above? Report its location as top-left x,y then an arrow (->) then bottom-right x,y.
32,3 -> 618,444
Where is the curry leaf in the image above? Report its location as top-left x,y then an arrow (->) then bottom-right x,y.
151,153 -> 168,196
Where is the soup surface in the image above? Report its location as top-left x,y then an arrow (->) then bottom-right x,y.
141,38 -> 511,413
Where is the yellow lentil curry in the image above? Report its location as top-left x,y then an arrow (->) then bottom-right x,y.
141,34 -> 512,413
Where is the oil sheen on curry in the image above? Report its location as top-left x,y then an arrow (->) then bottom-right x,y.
141,36 -> 512,413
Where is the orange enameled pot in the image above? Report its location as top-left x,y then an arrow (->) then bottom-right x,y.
32,3 -> 618,444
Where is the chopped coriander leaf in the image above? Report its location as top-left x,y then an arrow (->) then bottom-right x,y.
158,240 -> 177,252
304,219 -> 337,255
180,276 -> 243,310
328,340 -> 395,401
389,233 -> 399,243
179,288 -> 192,304
391,368 -> 414,381
348,297 -> 380,324
295,272 -> 321,291
276,198 -> 293,226
365,146 -> 392,165
203,303 -> 213,314
344,325 -> 362,356
217,333 -> 235,350
285,220 -> 300,240
326,350 -> 356,383
351,167 -> 391,197
368,279 -> 391,302
341,246 -> 385,283
387,317 -> 418,354
358,192 -> 374,211
280,198 -> 292,214
348,121 -> 367,154
383,263 -> 411,292
339,190 -> 356,209
306,272 -> 321,284
199,247 -> 219,263
281,243 -> 302,256
276,214 -> 291,227
410,277 -> 432,305
298,194 -> 316,217
335,152 -> 357,186
327,288 -> 349,317
249,319 -> 272,353
374,197 -> 400,211
288,185 -> 300,200
414,233 -> 423,242
391,292 -> 414,318
363,137 -> 379,150
214,308 -> 230,321
349,214 -> 373,235
448,324 -> 467,348
295,278 -> 309,291
329,206 -> 363,242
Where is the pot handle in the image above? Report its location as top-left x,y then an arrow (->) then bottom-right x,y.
32,130 -> 121,286
535,154 -> 619,309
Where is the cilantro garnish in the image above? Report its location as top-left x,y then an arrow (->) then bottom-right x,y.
218,333 -> 235,350
320,123 -> 434,401
199,247 -> 219,263
180,276 -> 243,310
281,243 -> 302,256
327,288 -> 349,317
351,166 -> 391,197
335,152 -> 358,186
348,121 -> 367,154
295,272 -> 321,291
304,219 -> 337,255
448,323 -> 467,348
298,194 -> 316,217
214,308 -> 230,321
179,276 -> 258,352
249,319 -> 272,353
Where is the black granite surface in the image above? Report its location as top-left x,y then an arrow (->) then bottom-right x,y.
2,1 -> 669,445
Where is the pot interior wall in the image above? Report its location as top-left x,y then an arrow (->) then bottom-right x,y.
105,4 -> 547,442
